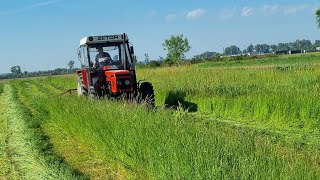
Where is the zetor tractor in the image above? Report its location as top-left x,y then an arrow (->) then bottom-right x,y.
76,33 -> 155,106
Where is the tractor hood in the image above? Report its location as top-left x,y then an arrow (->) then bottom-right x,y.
105,70 -> 131,78
105,69 -> 132,93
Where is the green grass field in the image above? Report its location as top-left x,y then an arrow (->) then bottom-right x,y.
1,53 -> 320,179
139,53 -> 320,133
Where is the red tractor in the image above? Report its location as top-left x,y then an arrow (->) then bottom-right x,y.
76,33 -> 155,106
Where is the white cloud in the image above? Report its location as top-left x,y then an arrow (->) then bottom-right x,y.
260,4 -> 311,16
219,9 -> 234,19
0,0 -> 61,15
241,7 -> 254,17
262,5 -> 280,16
186,9 -> 206,20
283,6 -> 298,15
282,4 -> 310,15
165,14 -> 178,22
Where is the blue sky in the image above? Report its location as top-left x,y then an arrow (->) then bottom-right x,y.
0,0 -> 319,73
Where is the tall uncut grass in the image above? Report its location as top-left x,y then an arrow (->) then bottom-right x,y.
9,52 -> 320,179
138,53 -> 320,134
196,52 -> 320,68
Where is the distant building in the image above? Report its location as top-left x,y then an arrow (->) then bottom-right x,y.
274,51 -> 289,55
288,50 -> 302,54
274,50 -> 304,55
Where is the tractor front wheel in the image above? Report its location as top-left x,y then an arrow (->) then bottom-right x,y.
139,82 -> 155,108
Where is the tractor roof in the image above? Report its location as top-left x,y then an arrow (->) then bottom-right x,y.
79,34 -> 129,46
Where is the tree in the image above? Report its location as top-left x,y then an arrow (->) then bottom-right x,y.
270,45 -> 277,52
224,45 -> 241,55
10,65 -> 21,76
158,56 -> 164,62
255,44 -> 266,54
144,53 -> 150,65
246,44 -> 254,53
261,44 -> 270,53
295,39 -> 313,51
277,43 -> 290,51
67,60 -> 75,70
163,34 -> 191,65
194,51 -> 221,59
316,9 -> 320,29
148,60 -> 161,67
314,40 -> 320,50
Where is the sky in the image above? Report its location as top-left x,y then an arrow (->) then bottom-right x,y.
0,0 -> 319,73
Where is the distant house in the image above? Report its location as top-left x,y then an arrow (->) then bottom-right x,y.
288,50 -> 302,54
246,52 -> 257,56
316,47 -> 320,51
274,50 -> 303,55
274,50 -> 289,55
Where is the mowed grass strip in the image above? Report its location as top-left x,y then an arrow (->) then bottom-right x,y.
12,79 -> 125,179
0,82 -> 17,179
0,83 -> 53,178
11,77 -> 320,179
4,81 -> 88,179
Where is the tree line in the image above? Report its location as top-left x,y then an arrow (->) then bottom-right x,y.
224,39 -> 319,56
193,39 -> 320,60
139,37 -> 320,68
0,60 -> 76,80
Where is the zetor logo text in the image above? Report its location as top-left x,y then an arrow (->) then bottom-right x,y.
97,35 -> 120,41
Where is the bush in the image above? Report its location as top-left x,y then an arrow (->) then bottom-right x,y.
163,58 -> 175,66
147,60 -> 161,68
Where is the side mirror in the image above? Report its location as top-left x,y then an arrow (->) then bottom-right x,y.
130,46 -> 134,54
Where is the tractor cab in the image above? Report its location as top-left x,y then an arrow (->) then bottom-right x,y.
80,36 -> 134,70
76,33 -> 138,97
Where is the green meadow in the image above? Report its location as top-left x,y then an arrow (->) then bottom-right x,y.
1,53 -> 320,179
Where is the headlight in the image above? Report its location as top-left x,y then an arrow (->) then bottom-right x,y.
117,81 -> 122,86
125,80 -> 130,85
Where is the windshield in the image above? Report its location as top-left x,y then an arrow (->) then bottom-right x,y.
88,43 -> 132,70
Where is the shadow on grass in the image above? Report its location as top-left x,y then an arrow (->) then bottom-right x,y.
164,91 -> 198,112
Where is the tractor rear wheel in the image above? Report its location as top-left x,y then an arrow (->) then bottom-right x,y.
139,82 -> 155,108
